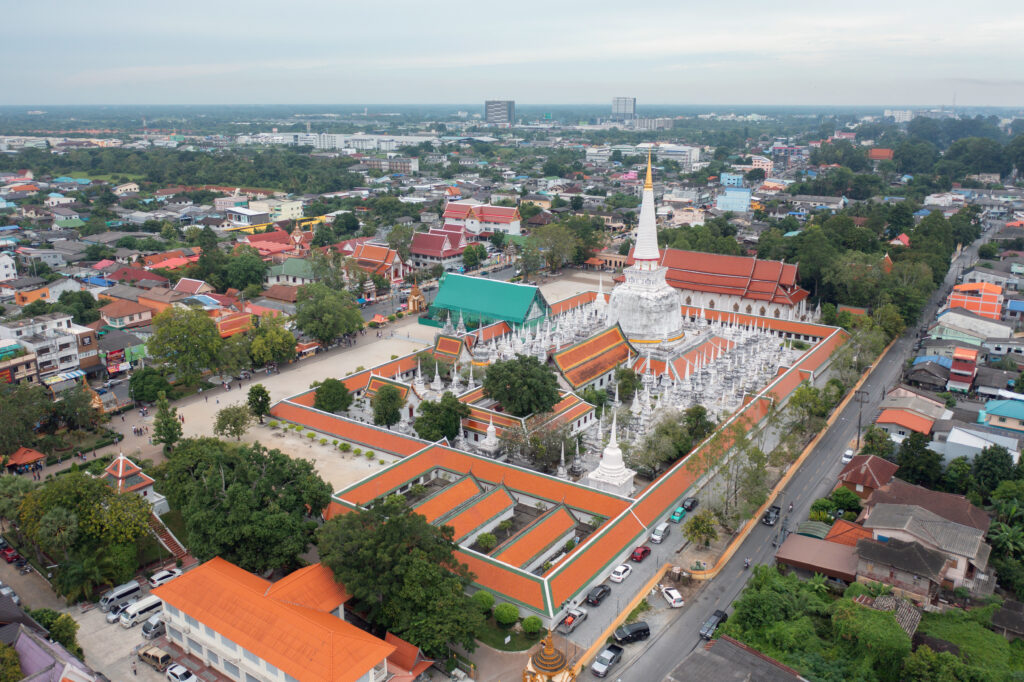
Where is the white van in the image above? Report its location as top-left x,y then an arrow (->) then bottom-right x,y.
650,522 -> 670,544
99,581 -> 142,612
120,595 -> 162,628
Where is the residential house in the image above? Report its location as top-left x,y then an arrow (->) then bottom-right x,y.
929,308 -> 1011,347
16,247 -> 65,269
173,278 -> 215,296
946,282 -> 1004,321
929,420 -> 1021,465
905,361 -> 950,391
835,455 -> 899,499
979,399 -> 1024,438
99,300 -> 153,329
0,313 -> 80,377
855,538 -> 948,603
152,557 -> 396,682
12,278 -> 82,307
0,253 -> 16,282
0,340 -> 38,385
97,328 -> 146,375
874,408 -> 934,443
108,266 -> 169,287
861,503 -> 993,592
112,182 -> 140,196
225,207 -> 269,227
71,323 -> 100,373
861,478 -> 991,533
266,258 -> 315,286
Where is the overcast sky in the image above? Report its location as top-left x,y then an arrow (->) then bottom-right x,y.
10,1 -> 1024,107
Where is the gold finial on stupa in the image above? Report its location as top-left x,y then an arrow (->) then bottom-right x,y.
644,150 -> 653,190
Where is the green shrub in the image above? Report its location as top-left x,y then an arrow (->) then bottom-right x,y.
369,321 -> 379,328
319,438 -> 328,445
472,590 -> 494,614
477,533 -> 498,551
340,443 -> 351,452
365,451 -> 374,459
494,603 -> 519,626
353,448 -> 362,455
391,355 -> 398,360
332,439 -> 338,446
410,483 -> 427,497
521,616 -> 542,636
267,420 -> 278,428
396,311 -> 404,319
307,432 -> 316,439
387,314 -> 396,322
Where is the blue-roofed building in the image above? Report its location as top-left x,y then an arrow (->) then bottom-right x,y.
979,399 -> 1024,434
783,230 -> 802,238
914,355 -> 953,369
0,225 -> 20,233
715,188 -> 752,213
720,172 -> 744,187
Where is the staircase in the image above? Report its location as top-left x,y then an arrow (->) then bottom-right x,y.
148,512 -> 197,569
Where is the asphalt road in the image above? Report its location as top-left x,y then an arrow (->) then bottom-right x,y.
608,219 -> 996,681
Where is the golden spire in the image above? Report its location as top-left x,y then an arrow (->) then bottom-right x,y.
644,150 -> 653,190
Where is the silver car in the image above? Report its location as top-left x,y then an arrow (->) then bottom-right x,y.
106,598 -> 136,624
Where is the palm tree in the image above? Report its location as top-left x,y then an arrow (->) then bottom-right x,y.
807,572 -> 829,597
988,521 -> 1024,558
0,476 -> 35,531
53,551 -> 116,604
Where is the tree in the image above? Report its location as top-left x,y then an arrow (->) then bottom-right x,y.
830,598 -> 911,678
247,384 -> 271,424
311,223 -> 336,248
744,168 -> 766,182
472,590 -> 494,614
476,533 -> 497,551
386,223 -> 415,262
943,456 -> 973,494
494,602 -> 519,626
225,246 -> 268,291
317,495 -> 482,657
372,385 -> 404,429
128,367 -> 173,403
786,383 -> 827,439
217,333 -> 252,377
294,283 -> 363,347
34,507 -> 79,558
0,476 -> 35,530
414,392 -> 469,441
249,315 -> 296,367
683,509 -> 718,548
859,425 -> 895,460
972,444 -> 1015,501
213,404 -> 253,441
615,367 -> 641,401
56,384 -> 100,432
483,355 -> 560,417
902,645 -> 968,682
895,432 -> 943,488
0,642 -> 21,682
160,438 -> 330,573
148,307 -> 222,384
313,378 -> 353,413
462,243 -> 487,270
570,195 -> 584,211
152,391 -> 182,451
518,241 -> 544,279
530,223 -> 577,271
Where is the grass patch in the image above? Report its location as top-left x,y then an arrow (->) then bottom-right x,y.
475,618 -> 546,651
159,509 -> 191,549
918,605 -> 1022,677
625,599 -> 651,623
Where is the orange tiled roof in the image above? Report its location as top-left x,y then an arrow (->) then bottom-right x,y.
152,558 -> 394,682
494,506 -> 576,568
441,486 -> 516,541
263,562 -> 350,612
553,325 -> 632,388
365,376 -> 409,401
433,335 -> 464,360
824,519 -> 873,547
549,291 -> 597,316
270,401 -> 428,456
876,408 -> 934,434
414,476 -> 482,523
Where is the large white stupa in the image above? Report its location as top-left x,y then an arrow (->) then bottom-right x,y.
605,154 -> 683,348
586,413 -> 635,497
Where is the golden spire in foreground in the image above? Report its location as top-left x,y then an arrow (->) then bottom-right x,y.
644,150 -> 653,190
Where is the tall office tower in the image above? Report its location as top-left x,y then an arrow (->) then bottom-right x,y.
612,97 -> 637,121
484,100 -> 515,126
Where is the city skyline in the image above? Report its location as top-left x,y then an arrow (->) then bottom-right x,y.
7,1 -> 1024,107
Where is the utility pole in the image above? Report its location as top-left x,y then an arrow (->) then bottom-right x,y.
854,389 -> 869,450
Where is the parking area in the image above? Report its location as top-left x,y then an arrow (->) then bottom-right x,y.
72,604 -> 163,680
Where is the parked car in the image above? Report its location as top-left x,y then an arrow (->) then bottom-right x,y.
0,587 -> 19,606
682,497 -> 699,511
166,664 -> 198,682
699,609 -> 728,640
668,507 -> 687,523
555,607 -> 588,634
105,598 -> 137,624
630,546 -> 651,562
661,586 -> 685,608
1,548 -> 20,564
590,644 -> 623,677
841,449 -> 854,464
137,646 -> 172,672
609,564 -> 632,583
142,614 -> 165,640
585,584 -> 611,606
613,621 -> 650,644
148,568 -> 182,589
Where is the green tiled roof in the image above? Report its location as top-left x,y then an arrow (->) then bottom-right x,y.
429,273 -> 549,326
268,257 -> 314,279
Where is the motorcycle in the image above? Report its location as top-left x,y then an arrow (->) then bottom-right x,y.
743,558 -> 751,570
19,564 -> 31,575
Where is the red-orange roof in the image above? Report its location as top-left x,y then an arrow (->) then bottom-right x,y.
442,486 -> 516,541
414,476 -> 482,523
7,447 -> 44,466
876,408 -> 934,434
824,519 -> 873,547
263,562 -> 350,612
494,506 -> 576,568
153,558 -> 393,681
553,325 -> 632,388
269,401 -> 428,456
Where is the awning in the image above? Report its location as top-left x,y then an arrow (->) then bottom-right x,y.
42,370 -> 85,386
357,298 -> 367,304
8,447 -> 45,466
371,314 -> 388,324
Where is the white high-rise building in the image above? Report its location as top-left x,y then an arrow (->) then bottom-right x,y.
484,100 -> 515,126
612,97 -> 637,121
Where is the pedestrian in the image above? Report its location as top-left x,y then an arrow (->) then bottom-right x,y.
121,415 -> 125,422
131,659 -> 137,676
205,395 -> 208,403
216,398 -> 219,404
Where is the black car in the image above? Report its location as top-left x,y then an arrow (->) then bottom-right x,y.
699,609 -> 728,640
682,497 -> 699,512
613,621 -> 650,644
586,584 -> 611,606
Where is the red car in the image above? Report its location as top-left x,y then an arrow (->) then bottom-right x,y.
1,548 -> 20,563
630,546 -> 651,562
